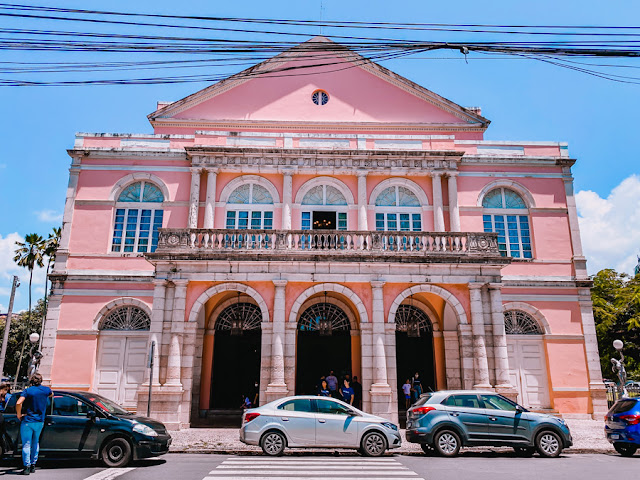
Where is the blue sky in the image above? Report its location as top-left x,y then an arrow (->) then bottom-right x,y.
1,0 -> 640,311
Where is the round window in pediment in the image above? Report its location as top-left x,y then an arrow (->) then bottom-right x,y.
312,90 -> 329,106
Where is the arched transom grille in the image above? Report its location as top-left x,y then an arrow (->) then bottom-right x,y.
215,302 -> 262,333
504,310 -> 544,335
395,304 -> 432,337
298,302 -> 350,335
101,306 -> 150,331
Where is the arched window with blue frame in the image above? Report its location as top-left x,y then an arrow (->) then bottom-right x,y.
111,181 -> 164,253
482,187 -> 532,258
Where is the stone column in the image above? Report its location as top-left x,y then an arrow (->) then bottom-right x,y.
447,172 -> 461,232
266,280 -> 288,401
148,279 -> 167,386
443,331 -> 462,389
489,284 -> 515,394
188,168 -> 201,229
370,281 -> 392,420
469,283 -> 492,389
203,168 -> 217,229
431,172 -> 445,232
357,171 -> 368,230
458,324 -> 475,389
166,280 -> 188,386
282,171 -> 293,230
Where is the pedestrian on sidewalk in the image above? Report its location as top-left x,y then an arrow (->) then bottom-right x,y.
402,379 -> 412,409
326,371 -> 338,398
16,373 -> 53,475
352,376 -> 362,410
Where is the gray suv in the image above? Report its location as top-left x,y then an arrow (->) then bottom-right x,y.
406,390 -> 572,457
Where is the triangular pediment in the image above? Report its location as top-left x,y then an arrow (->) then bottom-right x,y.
149,37 -> 489,130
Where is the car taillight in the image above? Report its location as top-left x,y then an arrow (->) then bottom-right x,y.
244,412 -> 260,423
413,406 -> 436,415
619,414 -> 640,425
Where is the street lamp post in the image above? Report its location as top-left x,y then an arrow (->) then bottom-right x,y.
611,339 -> 627,399
26,332 -> 42,379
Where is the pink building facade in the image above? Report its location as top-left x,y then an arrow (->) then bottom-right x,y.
41,38 -> 606,429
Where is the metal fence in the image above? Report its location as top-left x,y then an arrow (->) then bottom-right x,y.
606,384 -> 640,408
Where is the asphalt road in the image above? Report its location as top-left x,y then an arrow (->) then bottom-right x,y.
0,452 -> 638,480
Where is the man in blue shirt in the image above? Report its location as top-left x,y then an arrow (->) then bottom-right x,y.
16,373 -> 53,475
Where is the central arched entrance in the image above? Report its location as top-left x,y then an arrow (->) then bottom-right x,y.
295,298 -> 352,395
395,301 -> 435,413
209,299 -> 262,409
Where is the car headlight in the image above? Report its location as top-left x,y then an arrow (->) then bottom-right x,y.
133,422 -> 158,437
381,422 -> 398,431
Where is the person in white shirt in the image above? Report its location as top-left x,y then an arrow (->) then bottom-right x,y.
402,379 -> 412,409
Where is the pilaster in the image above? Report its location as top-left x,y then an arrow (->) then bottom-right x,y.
431,172 -> 445,232
188,168 -> 201,228
357,171 -> 368,231
469,284 -> 492,389
266,280 -> 288,402
488,284 -> 516,397
282,171 -> 293,230
369,281 -> 392,421
447,172 -> 461,232
203,168 -> 218,229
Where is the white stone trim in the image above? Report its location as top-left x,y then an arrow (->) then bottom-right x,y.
389,285 -> 468,326
368,177 -> 430,206
187,282 -> 269,327
502,301 -> 551,334
92,297 -> 152,331
476,180 -> 536,208
502,295 -> 580,302
61,289 -> 154,297
289,283 -> 368,325
218,174 -> 281,204
108,172 -> 171,202
294,176 -> 355,205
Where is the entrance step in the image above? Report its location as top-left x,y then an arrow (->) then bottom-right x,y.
194,409 -> 243,428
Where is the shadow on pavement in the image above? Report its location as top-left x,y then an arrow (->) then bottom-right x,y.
0,457 -> 165,474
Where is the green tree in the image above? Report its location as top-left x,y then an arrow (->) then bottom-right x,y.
12,233 -> 45,383
592,269 -> 640,380
0,299 -> 45,381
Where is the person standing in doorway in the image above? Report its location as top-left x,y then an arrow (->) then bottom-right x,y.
16,373 -> 53,475
351,376 -> 362,410
402,379 -> 412,409
411,372 -> 423,403
326,371 -> 338,398
250,381 -> 259,408
318,380 -> 331,397
340,379 -> 354,406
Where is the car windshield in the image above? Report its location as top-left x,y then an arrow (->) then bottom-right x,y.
610,400 -> 638,415
83,393 -> 130,415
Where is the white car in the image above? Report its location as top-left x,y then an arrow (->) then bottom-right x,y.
239,395 -> 401,456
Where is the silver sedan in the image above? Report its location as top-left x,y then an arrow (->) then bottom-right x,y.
239,395 -> 401,456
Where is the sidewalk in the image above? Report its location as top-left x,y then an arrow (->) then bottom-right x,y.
169,419 -> 612,455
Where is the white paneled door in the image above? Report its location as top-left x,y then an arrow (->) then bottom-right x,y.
95,334 -> 148,408
507,336 -> 550,409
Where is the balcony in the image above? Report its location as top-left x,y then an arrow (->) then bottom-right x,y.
149,229 -> 505,265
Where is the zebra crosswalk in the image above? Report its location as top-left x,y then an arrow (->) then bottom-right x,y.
204,456 -> 423,480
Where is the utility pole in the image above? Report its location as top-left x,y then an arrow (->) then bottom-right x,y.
0,276 -> 20,378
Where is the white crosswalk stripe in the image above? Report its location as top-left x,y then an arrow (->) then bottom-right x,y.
204,456 -> 423,480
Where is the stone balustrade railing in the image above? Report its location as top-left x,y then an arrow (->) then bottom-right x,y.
154,229 -> 501,257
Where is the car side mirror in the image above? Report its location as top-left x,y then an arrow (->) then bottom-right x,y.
88,410 -> 97,422
515,405 -> 524,414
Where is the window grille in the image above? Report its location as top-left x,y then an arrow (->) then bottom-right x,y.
504,310 -> 544,334
101,306 -> 150,331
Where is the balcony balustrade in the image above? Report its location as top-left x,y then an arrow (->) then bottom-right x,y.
152,229 -> 502,262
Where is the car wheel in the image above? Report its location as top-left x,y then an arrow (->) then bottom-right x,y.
260,431 -> 286,456
433,430 -> 461,457
513,446 -> 535,457
101,437 -> 132,468
614,443 -> 638,457
361,431 -> 387,457
535,431 -> 562,458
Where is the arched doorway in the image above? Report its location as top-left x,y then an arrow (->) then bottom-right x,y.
95,304 -> 150,408
295,298 -> 352,395
395,301 -> 435,413
209,299 -> 262,409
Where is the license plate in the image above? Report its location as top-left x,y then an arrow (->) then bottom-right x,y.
610,434 -> 620,440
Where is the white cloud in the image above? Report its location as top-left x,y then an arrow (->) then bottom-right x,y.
35,209 -> 63,223
0,232 -> 47,312
576,175 -> 640,275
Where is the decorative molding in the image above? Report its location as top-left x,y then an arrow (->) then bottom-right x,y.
218,174 -> 281,204
288,283 -> 369,324
92,297 -> 152,331
368,177 -> 430,206
109,172 -> 171,202
476,180 -> 536,208
502,301 -> 551,334
187,282 -> 269,326
389,285 -> 468,325
294,176 -> 355,205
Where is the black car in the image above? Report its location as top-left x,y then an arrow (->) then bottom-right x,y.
1,390 -> 171,467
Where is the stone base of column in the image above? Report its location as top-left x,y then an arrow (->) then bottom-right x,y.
589,382 -> 609,419
494,384 -> 518,403
136,384 -> 184,430
473,383 -> 494,391
369,383 -> 396,424
265,383 -> 289,403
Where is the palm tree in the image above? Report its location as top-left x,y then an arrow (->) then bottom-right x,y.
13,233 -> 45,384
40,227 -> 61,350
